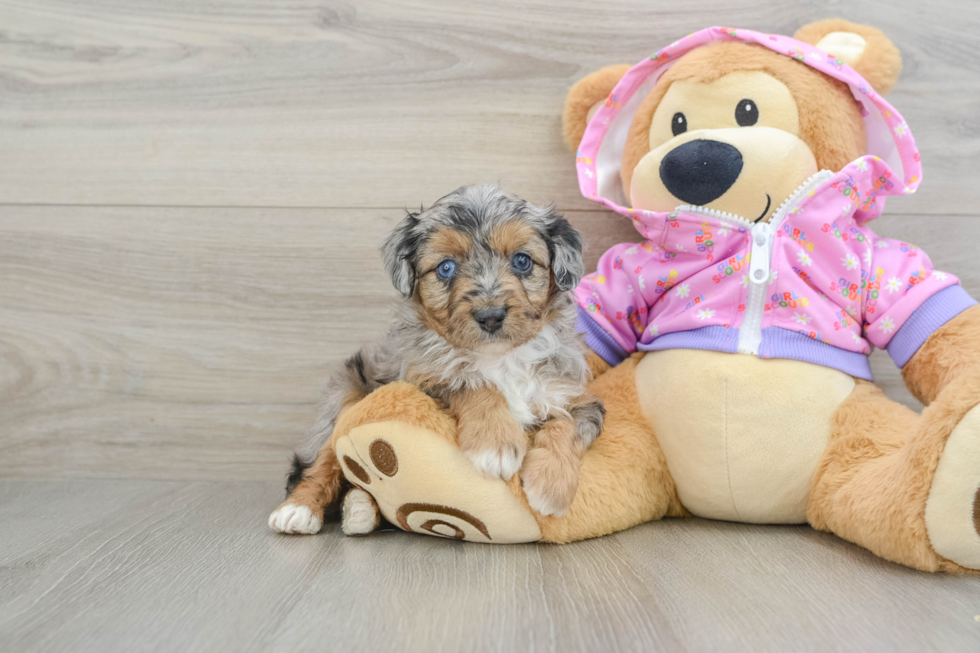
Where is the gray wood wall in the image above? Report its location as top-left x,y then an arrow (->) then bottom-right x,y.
2,0 -> 979,482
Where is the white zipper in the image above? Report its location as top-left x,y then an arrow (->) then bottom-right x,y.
735,170 -> 834,355
737,221 -> 773,355
675,170 -> 834,357
674,204 -> 754,228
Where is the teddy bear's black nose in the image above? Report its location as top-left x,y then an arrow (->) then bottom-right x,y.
659,139 -> 744,206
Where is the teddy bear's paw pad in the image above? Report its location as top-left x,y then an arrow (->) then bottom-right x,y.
394,503 -> 492,541
925,403 -> 980,569
335,420 -> 542,544
341,488 -> 381,536
268,503 -> 322,535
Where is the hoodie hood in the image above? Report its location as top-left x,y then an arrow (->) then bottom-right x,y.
576,26 -> 922,221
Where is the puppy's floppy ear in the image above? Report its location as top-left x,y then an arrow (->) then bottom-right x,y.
532,205 -> 584,292
794,19 -> 902,95
381,210 -> 423,298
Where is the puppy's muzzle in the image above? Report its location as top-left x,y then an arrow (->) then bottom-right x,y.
473,306 -> 507,334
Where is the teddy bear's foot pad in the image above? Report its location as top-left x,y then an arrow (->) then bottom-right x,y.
925,403 -> 980,569
335,420 -> 542,543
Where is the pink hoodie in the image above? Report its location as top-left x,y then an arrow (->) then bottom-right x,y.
574,27 -> 975,380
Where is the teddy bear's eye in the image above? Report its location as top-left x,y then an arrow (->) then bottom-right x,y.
735,99 -> 759,127
671,112 -> 687,136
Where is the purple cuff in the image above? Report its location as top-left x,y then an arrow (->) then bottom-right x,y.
887,285 -> 977,368
577,305 -> 629,366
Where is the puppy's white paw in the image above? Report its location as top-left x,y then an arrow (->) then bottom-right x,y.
268,503 -> 322,535
466,446 -> 524,481
341,488 -> 381,536
520,446 -> 578,518
522,482 -> 568,518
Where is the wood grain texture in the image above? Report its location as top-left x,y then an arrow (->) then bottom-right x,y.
2,208 -> 976,480
0,478 -> 978,653
0,205 -> 638,480
0,0 -> 978,213
3,2 -> 980,649
0,207 -> 980,480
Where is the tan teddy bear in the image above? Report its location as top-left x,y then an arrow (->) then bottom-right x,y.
322,20 -> 980,573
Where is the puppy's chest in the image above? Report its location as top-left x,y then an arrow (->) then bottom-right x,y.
468,358 -> 561,427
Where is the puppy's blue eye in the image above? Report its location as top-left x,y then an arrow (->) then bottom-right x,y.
512,253 -> 532,274
436,260 -> 456,279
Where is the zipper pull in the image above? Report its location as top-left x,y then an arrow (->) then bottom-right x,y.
749,222 -> 772,285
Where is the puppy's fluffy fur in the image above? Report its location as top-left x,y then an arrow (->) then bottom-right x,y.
269,185 -> 604,535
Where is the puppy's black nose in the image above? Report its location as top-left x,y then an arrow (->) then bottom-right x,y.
473,307 -> 507,334
659,139 -> 743,206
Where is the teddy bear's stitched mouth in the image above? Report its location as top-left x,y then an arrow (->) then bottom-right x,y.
753,194 -> 772,223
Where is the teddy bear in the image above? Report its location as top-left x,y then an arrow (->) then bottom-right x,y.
321,19 -> 980,573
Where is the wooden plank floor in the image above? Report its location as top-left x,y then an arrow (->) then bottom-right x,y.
2,479 -> 980,653
2,0 -> 980,650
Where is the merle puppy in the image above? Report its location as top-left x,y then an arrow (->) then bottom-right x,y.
269,185 -> 604,535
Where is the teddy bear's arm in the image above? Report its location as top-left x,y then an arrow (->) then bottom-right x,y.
859,234 -> 977,405
577,233 -> 710,368
585,349 -> 612,378
902,305 -> 980,406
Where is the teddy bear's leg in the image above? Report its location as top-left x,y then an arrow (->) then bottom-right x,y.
585,350 -> 613,379
534,355 -> 686,543
901,305 -> 980,571
332,381 -> 545,543
329,355 -> 683,544
807,377 -> 980,572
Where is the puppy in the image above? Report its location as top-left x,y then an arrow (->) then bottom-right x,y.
269,185 -> 604,535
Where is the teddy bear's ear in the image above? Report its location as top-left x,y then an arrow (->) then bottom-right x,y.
562,64 -> 632,151
794,19 -> 902,95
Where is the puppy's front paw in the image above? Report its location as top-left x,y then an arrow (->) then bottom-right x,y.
464,443 -> 525,481
457,414 -> 527,481
521,445 -> 580,517
268,502 -> 323,535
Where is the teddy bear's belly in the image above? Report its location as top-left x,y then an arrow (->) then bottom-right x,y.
634,349 -> 856,523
